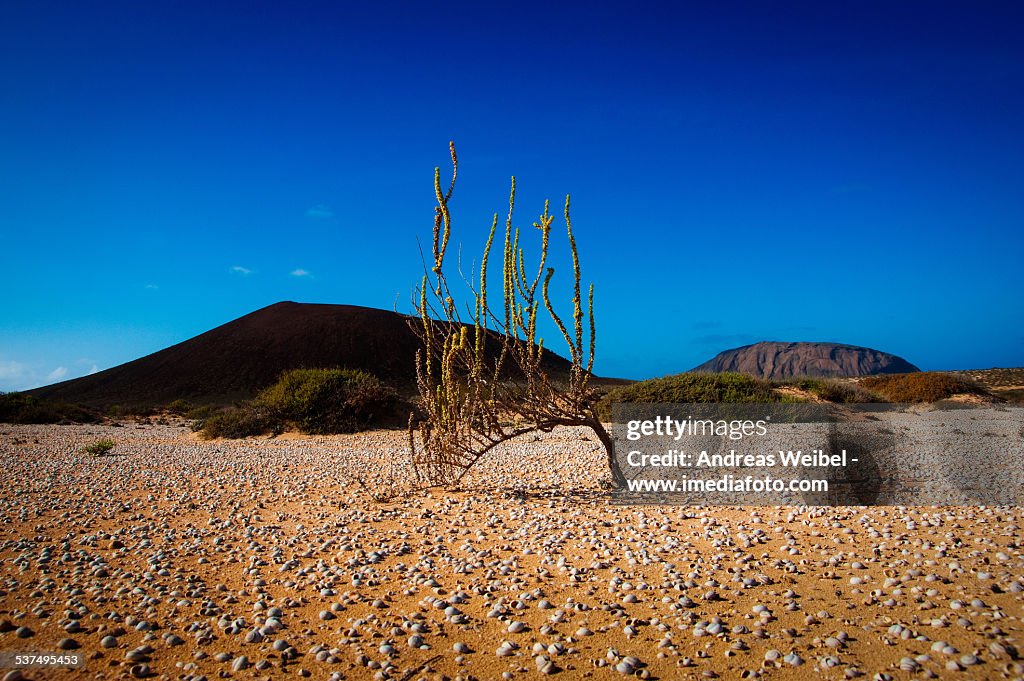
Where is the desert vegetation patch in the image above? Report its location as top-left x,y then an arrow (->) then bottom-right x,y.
859,372 -> 991,403
197,368 -> 404,439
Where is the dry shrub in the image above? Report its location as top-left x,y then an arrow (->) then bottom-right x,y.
860,372 -> 989,403
409,142 -> 621,487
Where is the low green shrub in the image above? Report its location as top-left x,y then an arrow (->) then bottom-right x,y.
198,368 -> 404,439
166,399 -> 194,415
106,404 -> 156,419
995,388 -> 1024,404
253,368 -> 401,435
860,372 -> 989,403
199,407 -> 273,439
597,372 -> 789,419
84,438 -> 116,456
184,404 -> 220,432
0,393 -> 100,424
791,377 -> 883,403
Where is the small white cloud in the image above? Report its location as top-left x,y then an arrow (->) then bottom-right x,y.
47,366 -> 69,381
88,364 -> 99,375
145,283 -> 159,290
290,268 -> 312,278
0,360 -> 28,382
305,204 -> 334,219
231,265 -> 252,275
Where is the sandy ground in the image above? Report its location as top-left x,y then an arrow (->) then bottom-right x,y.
0,422 -> 1021,681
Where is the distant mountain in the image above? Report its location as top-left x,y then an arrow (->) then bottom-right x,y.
693,341 -> 919,380
27,302 -> 573,408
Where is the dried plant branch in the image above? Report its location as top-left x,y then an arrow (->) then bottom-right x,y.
407,142 -> 625,488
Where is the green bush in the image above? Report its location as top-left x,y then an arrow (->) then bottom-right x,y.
84,438 -> 116,456
184,404 -> 220,431
106,404 -> 156,419
791,378 -> 883,403
597,372 -> 789,419
860,372 -> 990,403
199,407 -> 273,439
166,399 -> 194,415
996,388 -> 1024,404
0,393 -> 100,424
198,368 -> 403,439
254,368 -> 400,435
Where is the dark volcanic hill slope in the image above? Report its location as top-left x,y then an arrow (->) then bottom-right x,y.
27,302 -> 572,408
693,341 -> 919,380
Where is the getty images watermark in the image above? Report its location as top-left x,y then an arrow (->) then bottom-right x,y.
610,403 -> 1024,505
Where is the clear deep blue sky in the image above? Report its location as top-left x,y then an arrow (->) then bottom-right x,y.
2,1 -> 1023,390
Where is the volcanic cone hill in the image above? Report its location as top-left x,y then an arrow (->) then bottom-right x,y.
27,302 -> 573,408
693,341 -> 919,380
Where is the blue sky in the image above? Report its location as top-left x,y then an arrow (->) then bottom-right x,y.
2,1 -> 1023,390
